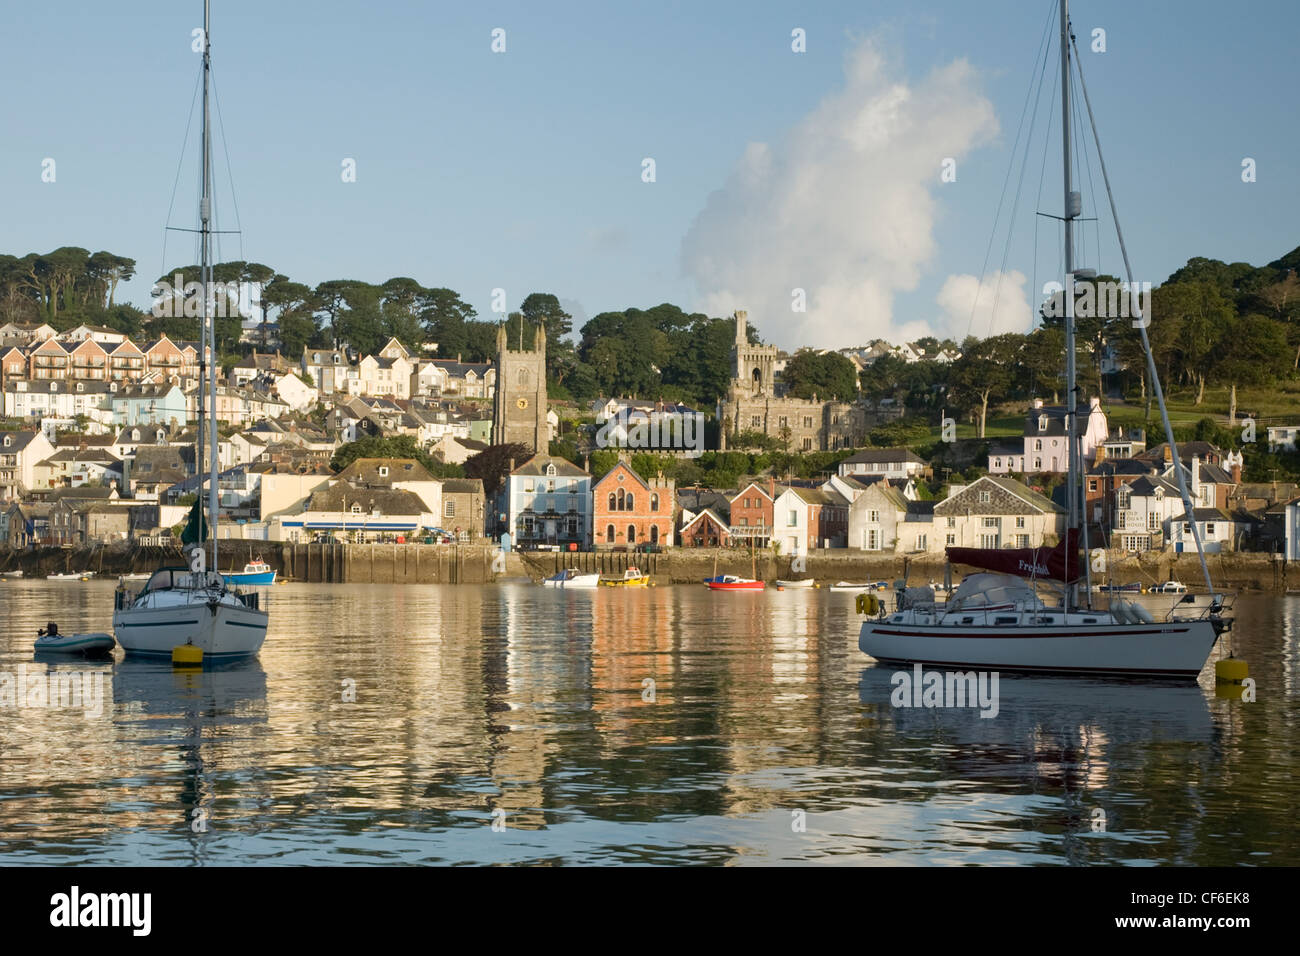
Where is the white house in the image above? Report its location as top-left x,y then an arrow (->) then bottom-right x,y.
932,476 -> 1065,552
1168,508 -> 1236,554
502,454 -> 592,549
0,430 -> 55,500
272,371 -> 318,412
837,447 -> 927,480
989,397 -> 1109,474
1268,426 -> 1300,453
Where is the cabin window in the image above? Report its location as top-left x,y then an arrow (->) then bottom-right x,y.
1082,618 -> 1097,624
995,616 -> 1016,625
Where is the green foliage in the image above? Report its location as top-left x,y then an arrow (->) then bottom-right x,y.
464,442 -> 532,498
329,434 -> 459,477
781,348 -> 858,401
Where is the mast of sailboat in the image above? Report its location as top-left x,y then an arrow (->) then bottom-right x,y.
200,0 -> 219,575
1058,0 -> 1089,606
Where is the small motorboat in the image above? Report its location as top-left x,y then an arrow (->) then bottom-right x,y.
599,567 -> 650,588
774,578 -> 814,588
542,568 -> 600,589
223,559 -> 277,586
1094,581 -> 1143,593
1149,580 -> 1188,594
829,581 -> 873,592
47,571 -> 94,581
0,570 -> 24,580
120,572 -> 151,582
34,622 -> 115,655
707,575 -> 765,591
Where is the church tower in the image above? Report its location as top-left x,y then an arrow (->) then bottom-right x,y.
492,319 -> 548,453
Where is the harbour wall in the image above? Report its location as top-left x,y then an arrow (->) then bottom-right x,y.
1,544 -> 1295,590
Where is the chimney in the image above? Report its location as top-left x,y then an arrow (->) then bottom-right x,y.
1032,398 -> 1044,409
768,476 -> 776,500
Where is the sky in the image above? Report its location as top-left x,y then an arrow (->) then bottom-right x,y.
2,0 -> 1297,350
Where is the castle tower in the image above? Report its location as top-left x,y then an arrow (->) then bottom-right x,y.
492,319 -> 547,452
729,310 -> 777,399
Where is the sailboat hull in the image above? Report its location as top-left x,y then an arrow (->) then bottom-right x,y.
859,618 -> 1220,679
114,601 -> 268,659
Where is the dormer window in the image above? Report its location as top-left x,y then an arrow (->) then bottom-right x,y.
546,464 -> 556,476
1038,415 -> 1048,431
350,503 -> 362,514
378,466 -> 389,477
49,382 -> 57,392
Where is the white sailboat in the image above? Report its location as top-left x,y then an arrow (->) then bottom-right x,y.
859,0 -> 1231,680
114,0 -> 268,660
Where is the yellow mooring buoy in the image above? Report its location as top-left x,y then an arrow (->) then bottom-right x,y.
1215,657 -> 1249,683
172,644 -> 203,666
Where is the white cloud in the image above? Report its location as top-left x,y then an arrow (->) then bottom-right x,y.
935,269 -> 1033,340
681,37 -> 998,348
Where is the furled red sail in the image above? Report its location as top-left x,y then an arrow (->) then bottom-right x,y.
946,529 -> 1080,583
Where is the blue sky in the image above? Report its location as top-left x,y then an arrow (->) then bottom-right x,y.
2,0 -> 1296,349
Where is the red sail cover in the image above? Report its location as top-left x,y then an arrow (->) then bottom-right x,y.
946,529 -> 1080,583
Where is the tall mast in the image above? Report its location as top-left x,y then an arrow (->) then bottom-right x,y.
201,0 -> 219,573
1059,0 -> 1081,604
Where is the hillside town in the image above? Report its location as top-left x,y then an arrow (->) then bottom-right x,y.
4,311 -> 1298,562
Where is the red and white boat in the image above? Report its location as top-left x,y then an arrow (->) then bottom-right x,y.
860,1 -> 1233,681
706,574 -> 765,591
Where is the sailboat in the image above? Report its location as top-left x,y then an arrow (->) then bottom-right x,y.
859,0 -> 1231,679
113,0 -> 269,660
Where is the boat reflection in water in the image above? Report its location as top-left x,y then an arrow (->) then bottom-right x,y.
111,658 -> 269,864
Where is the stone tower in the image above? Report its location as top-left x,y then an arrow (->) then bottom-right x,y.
729,310 -> 778,399
492,319 -> 548,452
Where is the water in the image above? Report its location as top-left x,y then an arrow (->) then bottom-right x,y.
0,580 -> 1295,865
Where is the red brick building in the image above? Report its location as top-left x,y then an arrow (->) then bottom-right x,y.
679,509 -> 729,548
729,479 -> 775,546
592,461 -> 676,549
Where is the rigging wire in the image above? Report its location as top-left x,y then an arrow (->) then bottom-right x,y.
1070,32 -> 1217,599
986,5 -> 1058,340
965,0 -> 1058,341
160,69 -> 203,292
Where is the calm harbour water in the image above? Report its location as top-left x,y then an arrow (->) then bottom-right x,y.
0,579 -> 1296,866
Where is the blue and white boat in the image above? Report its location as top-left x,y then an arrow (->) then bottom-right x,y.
223,559 -> 277,586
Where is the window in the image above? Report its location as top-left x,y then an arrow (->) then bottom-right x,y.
1205,523 -> 1215,536
946,516 -> 955,528
1148,512 -> 1158,530
751,416 -> 761,428
979,490 -> 991,503
740,517 -> 748,526
803,417 -> 813,428
994,458 -> 1001,470
626,493 -> 635,511
627,525 -> 636,543
979,533 -> 999,548
1038,415 -> 1048,431
982,517 -> 999,528
788,509 -> 798,525
779,417 -> 788,428
378,466 -> 388,477
802,438 -> 812,450
1015,534 -> 1029,548
1034,458 -> 1042,470
445,500 -> 455,518
1088,480 -> 1097,492
608,492 -> 616,511
946,533 -> 956,545
546,464 -> 556,476
350,503 -> 362,514
606,524 -> 615,543
651,493 -> 659,511
1015,517 -> 1025,529
1034,439 -> 1042,451
915,534 -> 927,551
868,510 -> 879,523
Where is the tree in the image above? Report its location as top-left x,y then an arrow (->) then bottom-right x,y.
782,349 -> 858,401
329,434 -> 460,477
949,333 -> 1021,437
464,442 -> 531,499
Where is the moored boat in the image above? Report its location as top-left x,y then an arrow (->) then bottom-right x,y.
223,559 -> 277,586
858,0 -> 1232,680
599,567 -> 650,587
706,574 -> 765,591
774,578 -> 815,588
830,581 -> 873,592
34,623 -> 116,655
542,568 -> 600,589
47,572 -> 94,581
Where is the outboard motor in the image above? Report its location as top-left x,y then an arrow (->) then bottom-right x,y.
37,621 -> 59,637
